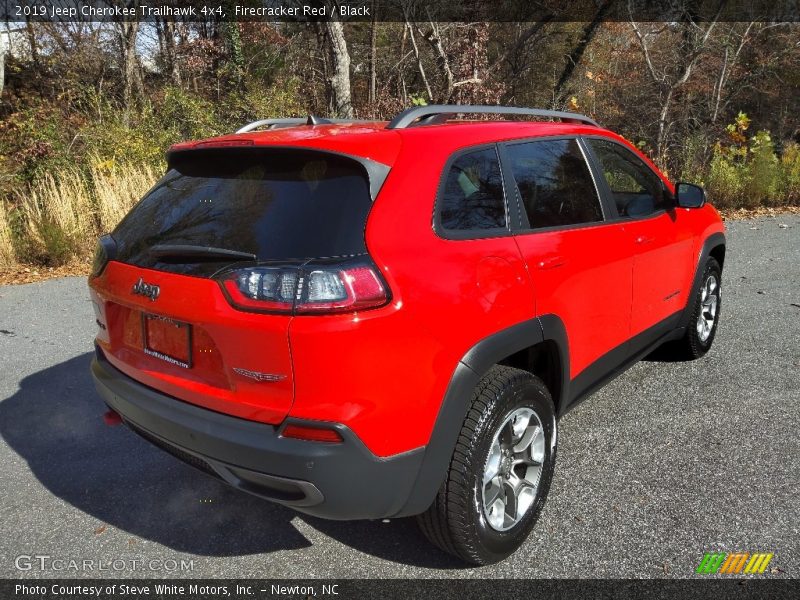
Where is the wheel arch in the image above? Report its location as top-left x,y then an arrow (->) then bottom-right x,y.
709,242 -> 726,269
396,315 -> 569,517
678,232 -> 726,330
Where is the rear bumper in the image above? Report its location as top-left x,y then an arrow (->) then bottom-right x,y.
91,348 -> 424,520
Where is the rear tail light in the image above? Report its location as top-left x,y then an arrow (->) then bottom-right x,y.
281,424 -> 343,443
218,259 -> 389,315
221,267 -> 298,312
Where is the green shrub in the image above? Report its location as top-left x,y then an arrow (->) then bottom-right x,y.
746,131 -> 781,206
703,115 -> 794,208
781,142 -> 800,204
707,146 -> 747,207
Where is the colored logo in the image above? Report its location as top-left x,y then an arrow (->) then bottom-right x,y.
696,552 -> 774,574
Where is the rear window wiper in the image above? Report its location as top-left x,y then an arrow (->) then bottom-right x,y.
150,245 -> 257,262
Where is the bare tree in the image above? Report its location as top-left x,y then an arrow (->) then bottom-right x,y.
406,21 -> 433,101
157,18 -> 182,87
553,2 -> 611,106
368,0 -> 378,104
117,19 -> 142,119
324,6 -> 353,118
631,8 -> 722,163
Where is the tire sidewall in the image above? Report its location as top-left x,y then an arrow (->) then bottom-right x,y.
691,258 -> 722,353
469,377 -> 556,561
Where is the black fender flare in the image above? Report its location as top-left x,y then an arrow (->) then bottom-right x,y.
395,315 -> 569,517
677,232 -> 726,330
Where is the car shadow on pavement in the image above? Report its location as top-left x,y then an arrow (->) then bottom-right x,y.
0,353 -> 461,568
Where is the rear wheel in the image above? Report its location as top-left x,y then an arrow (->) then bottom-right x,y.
416,365 -> 556,565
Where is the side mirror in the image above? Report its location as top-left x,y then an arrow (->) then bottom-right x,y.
675,182 -> 706,208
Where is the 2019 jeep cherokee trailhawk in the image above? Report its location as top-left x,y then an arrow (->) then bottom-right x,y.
89,105 -> 726,565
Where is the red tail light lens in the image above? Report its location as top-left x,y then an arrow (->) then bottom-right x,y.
218,260 -> 389,315
281,424 -> 343,443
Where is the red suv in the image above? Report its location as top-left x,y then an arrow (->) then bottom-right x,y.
89,105 -> 725,565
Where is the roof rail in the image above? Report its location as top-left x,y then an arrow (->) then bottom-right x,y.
236,118 -> 307,133
386,105 -> 599,129
236,116 -> 372,134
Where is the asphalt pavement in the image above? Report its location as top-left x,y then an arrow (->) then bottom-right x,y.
0,215 -> 797,579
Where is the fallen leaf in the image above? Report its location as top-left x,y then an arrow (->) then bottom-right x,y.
94,525 -> 107,535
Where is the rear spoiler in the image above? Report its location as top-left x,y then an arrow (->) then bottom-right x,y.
164,145 -> 391,202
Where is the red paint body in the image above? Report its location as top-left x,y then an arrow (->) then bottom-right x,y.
89,121 -> 725,457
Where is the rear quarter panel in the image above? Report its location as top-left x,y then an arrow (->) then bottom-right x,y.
288,136 -> 533,457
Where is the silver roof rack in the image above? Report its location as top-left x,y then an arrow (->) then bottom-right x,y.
386,105 -> 599,129
236,115 -> 372,134
236,118 -> 308,133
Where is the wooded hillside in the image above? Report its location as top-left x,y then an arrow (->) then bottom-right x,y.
1,18 -> 798,268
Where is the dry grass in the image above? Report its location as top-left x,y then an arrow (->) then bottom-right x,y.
0,158 -> 798,283
21,169 -> 95,263
0,200 -> 15,268
92,162 -> 156,233
0,162 -> 158,269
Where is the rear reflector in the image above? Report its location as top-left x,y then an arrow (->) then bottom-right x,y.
103,410 -> 123,426
281,424 -> 343,443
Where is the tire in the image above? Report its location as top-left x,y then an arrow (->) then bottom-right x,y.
671,257 -> 722,360
416,365 -> 557,565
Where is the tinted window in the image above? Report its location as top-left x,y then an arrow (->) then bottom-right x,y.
112,149 -> 373,276
506,139 -> 603,229
587,139 -> 669,218
439,147 -> 507,232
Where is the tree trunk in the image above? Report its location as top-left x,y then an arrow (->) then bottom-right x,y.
24,18 -> 40,67
116,11 -> 141,122
407,22 -> 432,101
421,22 -> 454,103
553,2 -> 610,105
0,42 -> 5,98
368,0 -> 378,105
161,19 -> 181,87
324,18 -> 353,118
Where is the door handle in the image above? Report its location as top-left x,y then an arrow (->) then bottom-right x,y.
537,255 -> 567,270
635,235 -> 655,245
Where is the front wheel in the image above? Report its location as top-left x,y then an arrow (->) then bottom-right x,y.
416,365 -> 556,565
673,257 -> 722,360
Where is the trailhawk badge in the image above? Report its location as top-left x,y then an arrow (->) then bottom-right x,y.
131,278 -> 160,301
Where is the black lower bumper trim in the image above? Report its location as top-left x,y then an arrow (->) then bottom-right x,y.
91,349 -> 425,520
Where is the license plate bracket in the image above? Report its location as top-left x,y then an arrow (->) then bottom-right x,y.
141,313 -> 192,369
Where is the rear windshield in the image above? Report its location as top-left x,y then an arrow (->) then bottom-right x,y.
112,148 -> 374,276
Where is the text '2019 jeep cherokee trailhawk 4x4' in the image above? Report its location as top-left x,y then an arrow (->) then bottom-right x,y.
89,105 -> 726,565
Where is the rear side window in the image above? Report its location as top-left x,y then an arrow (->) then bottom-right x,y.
112,149 -> 374,276
439,147 -> 507,232
586,138 -> 668,218
506,139 -> 603,229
